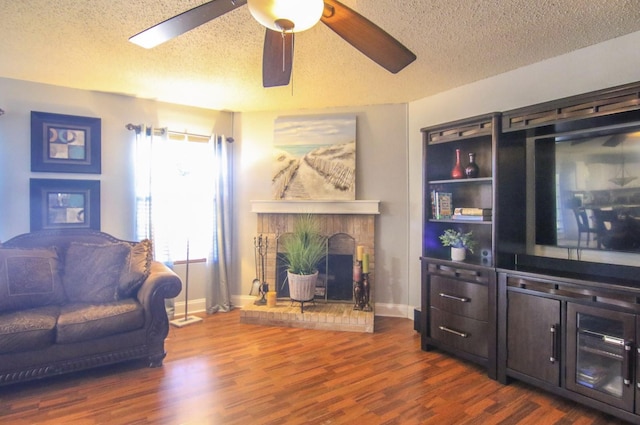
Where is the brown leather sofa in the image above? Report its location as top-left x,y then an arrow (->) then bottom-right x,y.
0,229 -> 181,386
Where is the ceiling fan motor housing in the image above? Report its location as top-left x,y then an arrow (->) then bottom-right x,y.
248,0 -> 325,32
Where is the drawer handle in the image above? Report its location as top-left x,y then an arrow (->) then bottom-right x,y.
550,325 -> 557,363
624,342 -> 632,386
455,269 -> 480,278
439,326 -> 468,338
439,293 -> 469,303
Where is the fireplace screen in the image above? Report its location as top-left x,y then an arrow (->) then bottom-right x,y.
276,233 -> 355,302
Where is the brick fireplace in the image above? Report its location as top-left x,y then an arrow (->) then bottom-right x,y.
240,200 -> 379,332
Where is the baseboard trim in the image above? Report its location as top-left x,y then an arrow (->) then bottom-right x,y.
172,298 -> 206,317
374,302 -> 419,319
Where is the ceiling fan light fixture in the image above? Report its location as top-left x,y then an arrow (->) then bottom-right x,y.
248,0 -> 325,33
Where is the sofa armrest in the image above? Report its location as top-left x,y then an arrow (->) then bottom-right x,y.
136,261 -> 182,364
137,261 -> 182,305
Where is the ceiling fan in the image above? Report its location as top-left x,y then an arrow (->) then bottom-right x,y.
129,0 -> 417,88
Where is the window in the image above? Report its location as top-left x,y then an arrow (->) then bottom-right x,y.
135,129 -> 215,262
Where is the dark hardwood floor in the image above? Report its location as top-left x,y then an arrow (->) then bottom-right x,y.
0,310 -> 625,424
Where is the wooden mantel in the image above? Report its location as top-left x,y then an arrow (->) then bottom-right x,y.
250,200 -> 380,215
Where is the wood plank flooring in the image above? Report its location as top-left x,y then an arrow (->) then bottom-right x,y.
0,310 -> 626,424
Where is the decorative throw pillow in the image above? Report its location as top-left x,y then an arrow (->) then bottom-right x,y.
63,242 -> 131,303
0,247 -> 66,312
118,239 -> 152,299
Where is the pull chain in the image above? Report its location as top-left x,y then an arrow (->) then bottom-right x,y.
290,34 -> 294,96
281,30 -> 286,72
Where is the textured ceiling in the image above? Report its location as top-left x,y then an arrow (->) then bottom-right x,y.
2,1 -> 640,112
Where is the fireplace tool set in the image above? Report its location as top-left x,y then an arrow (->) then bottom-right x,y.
252,234 -> 269,305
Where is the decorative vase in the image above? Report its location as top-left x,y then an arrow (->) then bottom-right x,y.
451,148 -> 465,179
451,247 -> 466,261
465,152 -> 479,178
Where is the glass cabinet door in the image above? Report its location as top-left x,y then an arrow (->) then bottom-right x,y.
566,303 -> 635,411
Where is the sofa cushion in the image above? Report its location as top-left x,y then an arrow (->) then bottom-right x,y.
118,239 -> 152,299
56,299 -> 145,344
63,242 -> 131,303
0,247 -> 66,312
0,306 -> 59,354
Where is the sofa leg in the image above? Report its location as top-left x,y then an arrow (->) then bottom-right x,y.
148,352 -> 166,368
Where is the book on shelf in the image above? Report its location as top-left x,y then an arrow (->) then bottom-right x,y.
452,207 -> 492,221
453,207 -> 492,216
452,214 -> 491,221
431,191 -> 452,219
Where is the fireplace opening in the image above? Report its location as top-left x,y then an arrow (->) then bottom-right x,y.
276,233 -> 355,302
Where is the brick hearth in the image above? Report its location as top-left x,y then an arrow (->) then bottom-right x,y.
240,301 -> 374,333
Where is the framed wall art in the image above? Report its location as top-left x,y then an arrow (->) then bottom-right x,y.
272,114 -> 356,200
31,111 -> 101,174
29,179 -> 101,231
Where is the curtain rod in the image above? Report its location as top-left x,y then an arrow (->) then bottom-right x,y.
125,124 -> 166,136
125,123 -> 234,142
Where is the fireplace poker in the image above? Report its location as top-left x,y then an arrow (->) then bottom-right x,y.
250,236 -> 261,296
254,235 -> 269,305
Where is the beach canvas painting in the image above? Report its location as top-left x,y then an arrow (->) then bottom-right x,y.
272,115 -> 356,200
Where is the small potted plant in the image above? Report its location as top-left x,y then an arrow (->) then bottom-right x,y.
439,229 -> 477,261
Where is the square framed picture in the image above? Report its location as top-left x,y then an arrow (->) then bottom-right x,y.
31,111 -> 101,173
30,179 -> 100,231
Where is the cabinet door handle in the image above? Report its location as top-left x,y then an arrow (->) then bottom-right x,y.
623,341 -> 632,386
550,324 -> 558,363
439,293 -> 470,303
637,347 -> 640,389
439,326 -> 468,338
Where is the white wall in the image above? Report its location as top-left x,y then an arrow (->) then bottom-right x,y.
0,77 -> 233,307
407,31 -> 640,308
0,78 -> 233,241
235,105 -> 412,316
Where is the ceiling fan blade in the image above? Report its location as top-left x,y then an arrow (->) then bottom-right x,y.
129,0 -> 247,49
603,134 -> 626,147
262,29 -> 293,88
320,0 -> 416,73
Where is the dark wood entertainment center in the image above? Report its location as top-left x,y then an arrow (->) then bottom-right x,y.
420,82 -> 640,424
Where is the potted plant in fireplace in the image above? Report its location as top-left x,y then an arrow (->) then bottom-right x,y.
281,214 -> 327,312
439,229 -> 477,261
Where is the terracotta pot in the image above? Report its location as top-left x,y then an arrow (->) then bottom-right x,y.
287,271 -> 318,302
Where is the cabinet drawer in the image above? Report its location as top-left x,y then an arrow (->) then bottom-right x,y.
428,263 -> 490,284
430,308 -> 488,358
430,276 -> 488,321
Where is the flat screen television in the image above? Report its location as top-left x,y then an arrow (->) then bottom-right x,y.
529,123 -> 640,267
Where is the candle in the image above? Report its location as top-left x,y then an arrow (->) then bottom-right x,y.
353,263 -> 362,282
356,245 -> 364,261
362,253 -> 369,273
266,291 -> 277,307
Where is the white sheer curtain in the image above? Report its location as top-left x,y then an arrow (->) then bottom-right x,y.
134,125 -> 175,317
132,125 -> 232,315
134,126 -> 185,261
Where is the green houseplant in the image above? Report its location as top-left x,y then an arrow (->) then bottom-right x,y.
281,214 -> 327,310
439,229 -> 477,261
